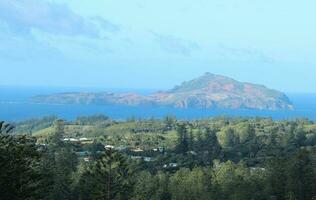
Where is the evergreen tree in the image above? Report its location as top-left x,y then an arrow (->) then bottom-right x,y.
131,171 -> 157,200
219,127 -> 237,148
266,157 -> 289,200
46,119 -> 78,200
132,171 -> 171,200
169,167 -> 212,200
91,148 -> 132,200
212,161 -> 252,200
0,123 -> 45,200
0,121 -> 14,134
204,128 -> 222,164
287,150 -> 316,200
195,128 -> 222,165
175,123 -> 189,155
163,116 -> 176,131
73,161 -> 97,200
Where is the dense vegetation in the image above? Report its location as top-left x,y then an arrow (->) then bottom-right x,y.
1,115 -> 316,200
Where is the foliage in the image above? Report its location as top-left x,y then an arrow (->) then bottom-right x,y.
0,123 -> 46,200
2,116 -> 316,200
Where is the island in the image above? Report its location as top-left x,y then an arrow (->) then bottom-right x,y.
32,73 -> 293,110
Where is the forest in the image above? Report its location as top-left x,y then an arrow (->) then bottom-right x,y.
1,115 -> 316,200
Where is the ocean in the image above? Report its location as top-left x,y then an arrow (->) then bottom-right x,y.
1,86 -> 316,122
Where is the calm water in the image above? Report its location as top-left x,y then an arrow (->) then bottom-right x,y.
1,86 -> 316,122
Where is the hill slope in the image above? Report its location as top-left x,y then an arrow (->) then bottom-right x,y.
32,73 -> 293,110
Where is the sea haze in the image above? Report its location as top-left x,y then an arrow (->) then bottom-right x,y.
1,86 -> 316,122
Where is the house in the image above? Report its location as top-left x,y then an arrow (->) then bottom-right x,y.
105,145 -> 114,149
250,167 -> 266,173
158,147 -> 164,153
63,138 -> 79,142
163,163 -> 178,168
169,163 -> 178,167
153,147 -> 164,153
131,156 -> 142,160
143,157 -> 152,162
114,146 -> 127,151
131,147 -> 144,153
130,156 -> 153,162
83,157 -> 92,162
79,138 -> 93,144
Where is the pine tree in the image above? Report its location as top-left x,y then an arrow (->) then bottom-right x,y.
0,121 -> 14,134
92,148 -> 132,200
0,122 -> 44,200
266,157 -> 288,200
287,150 -> 316,200
72,161 -> 97,200
175,123 -> 189,155
46,119 -> 78,200
205,127 -> 222,164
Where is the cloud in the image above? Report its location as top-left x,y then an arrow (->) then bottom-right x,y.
151,32 -> 200,56
0,31 -> 64,61
217,44 -> 274,63
0,0 -> 118,38
90,16 -> 120,33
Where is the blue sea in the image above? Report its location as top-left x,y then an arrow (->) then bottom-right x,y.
1,86 -> 316,122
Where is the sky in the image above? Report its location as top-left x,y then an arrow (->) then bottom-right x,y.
0,0 -> 316,93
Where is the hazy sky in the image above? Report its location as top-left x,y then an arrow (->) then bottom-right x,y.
0,0 -> 315,92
